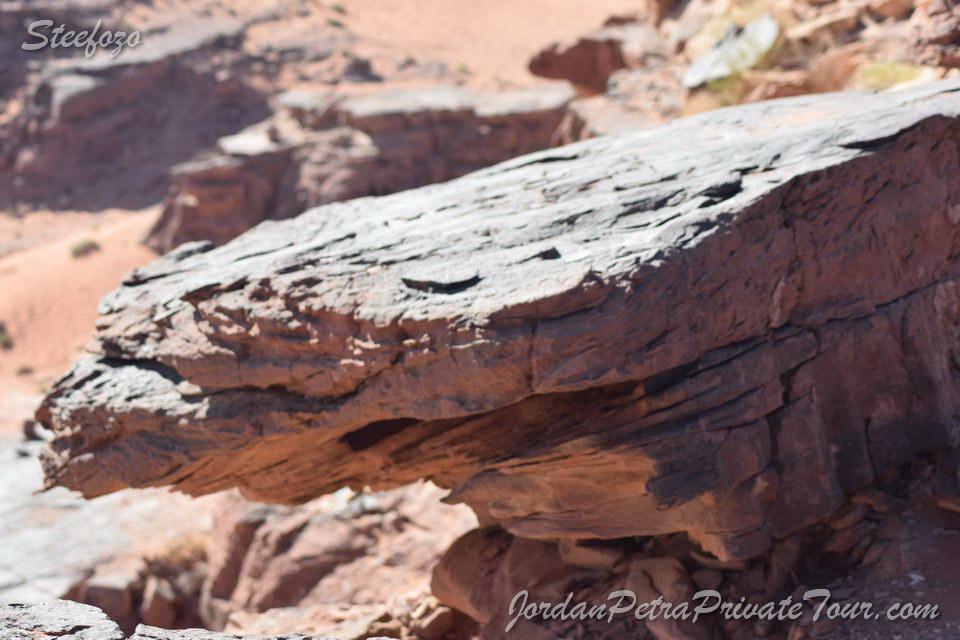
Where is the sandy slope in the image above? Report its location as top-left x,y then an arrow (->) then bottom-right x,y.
0,210 -> 158,432
342,0 -> 642,87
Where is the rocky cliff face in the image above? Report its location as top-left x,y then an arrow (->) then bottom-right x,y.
37,81 -> 960,568
0,13 -> 271,212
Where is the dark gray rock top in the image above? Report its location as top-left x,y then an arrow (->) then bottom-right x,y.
0,601 -> 356,639
38,80 -> 960,560
0,601 -> 124,640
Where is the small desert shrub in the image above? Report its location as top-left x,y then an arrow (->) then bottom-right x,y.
857,62 -> 923,91
331,3 -> 347,14
71,239 -> 101,258
144,535 -> 207,573
0,322 -> 12,350
16,365 -> 33,376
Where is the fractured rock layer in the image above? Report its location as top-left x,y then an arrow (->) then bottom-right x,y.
38,80 -> 960,561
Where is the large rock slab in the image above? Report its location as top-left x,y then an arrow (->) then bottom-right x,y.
38,80 -> 960,561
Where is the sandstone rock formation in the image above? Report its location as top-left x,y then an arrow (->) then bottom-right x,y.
200,483 -> 475,632
0,0 -> 426,215
0,434 -> 471,637
431,476 -> 960,639
145,83 -> 574,253
37,81 -> 960,566
0,8 -> 272,211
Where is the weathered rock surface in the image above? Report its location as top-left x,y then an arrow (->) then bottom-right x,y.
38,81 -> 960,563
129,625 -> 323,640
199,483 -> 475,631
0,600 -> 348,639
0,601 -> 123,640
145,83 -> 574,253
912,0 -> 960,68
432,478 -> 960,639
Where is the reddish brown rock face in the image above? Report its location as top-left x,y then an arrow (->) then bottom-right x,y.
37,81 -> 960,562
912,0 -> 960,67
528,23 -> 668,93
199,483 -> 476,631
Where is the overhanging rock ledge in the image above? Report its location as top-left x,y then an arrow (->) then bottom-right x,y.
38,80 -> 960,561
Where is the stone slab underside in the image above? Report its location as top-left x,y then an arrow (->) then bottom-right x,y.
39,81 -> 960,561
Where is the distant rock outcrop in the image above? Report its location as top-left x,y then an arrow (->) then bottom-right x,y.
528,22 -> 668,93
530,0 -> 960,148
37,81 -> 960,565
912,0 -> 960,68
0,8 -> 276,212
145,83 -> 574,253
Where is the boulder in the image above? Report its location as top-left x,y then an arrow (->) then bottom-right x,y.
529,22 -> 668,93
683,14 -> 781,89
38,80 -> 960,563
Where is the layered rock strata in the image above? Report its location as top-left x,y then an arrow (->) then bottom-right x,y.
38,81 -> 960,562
